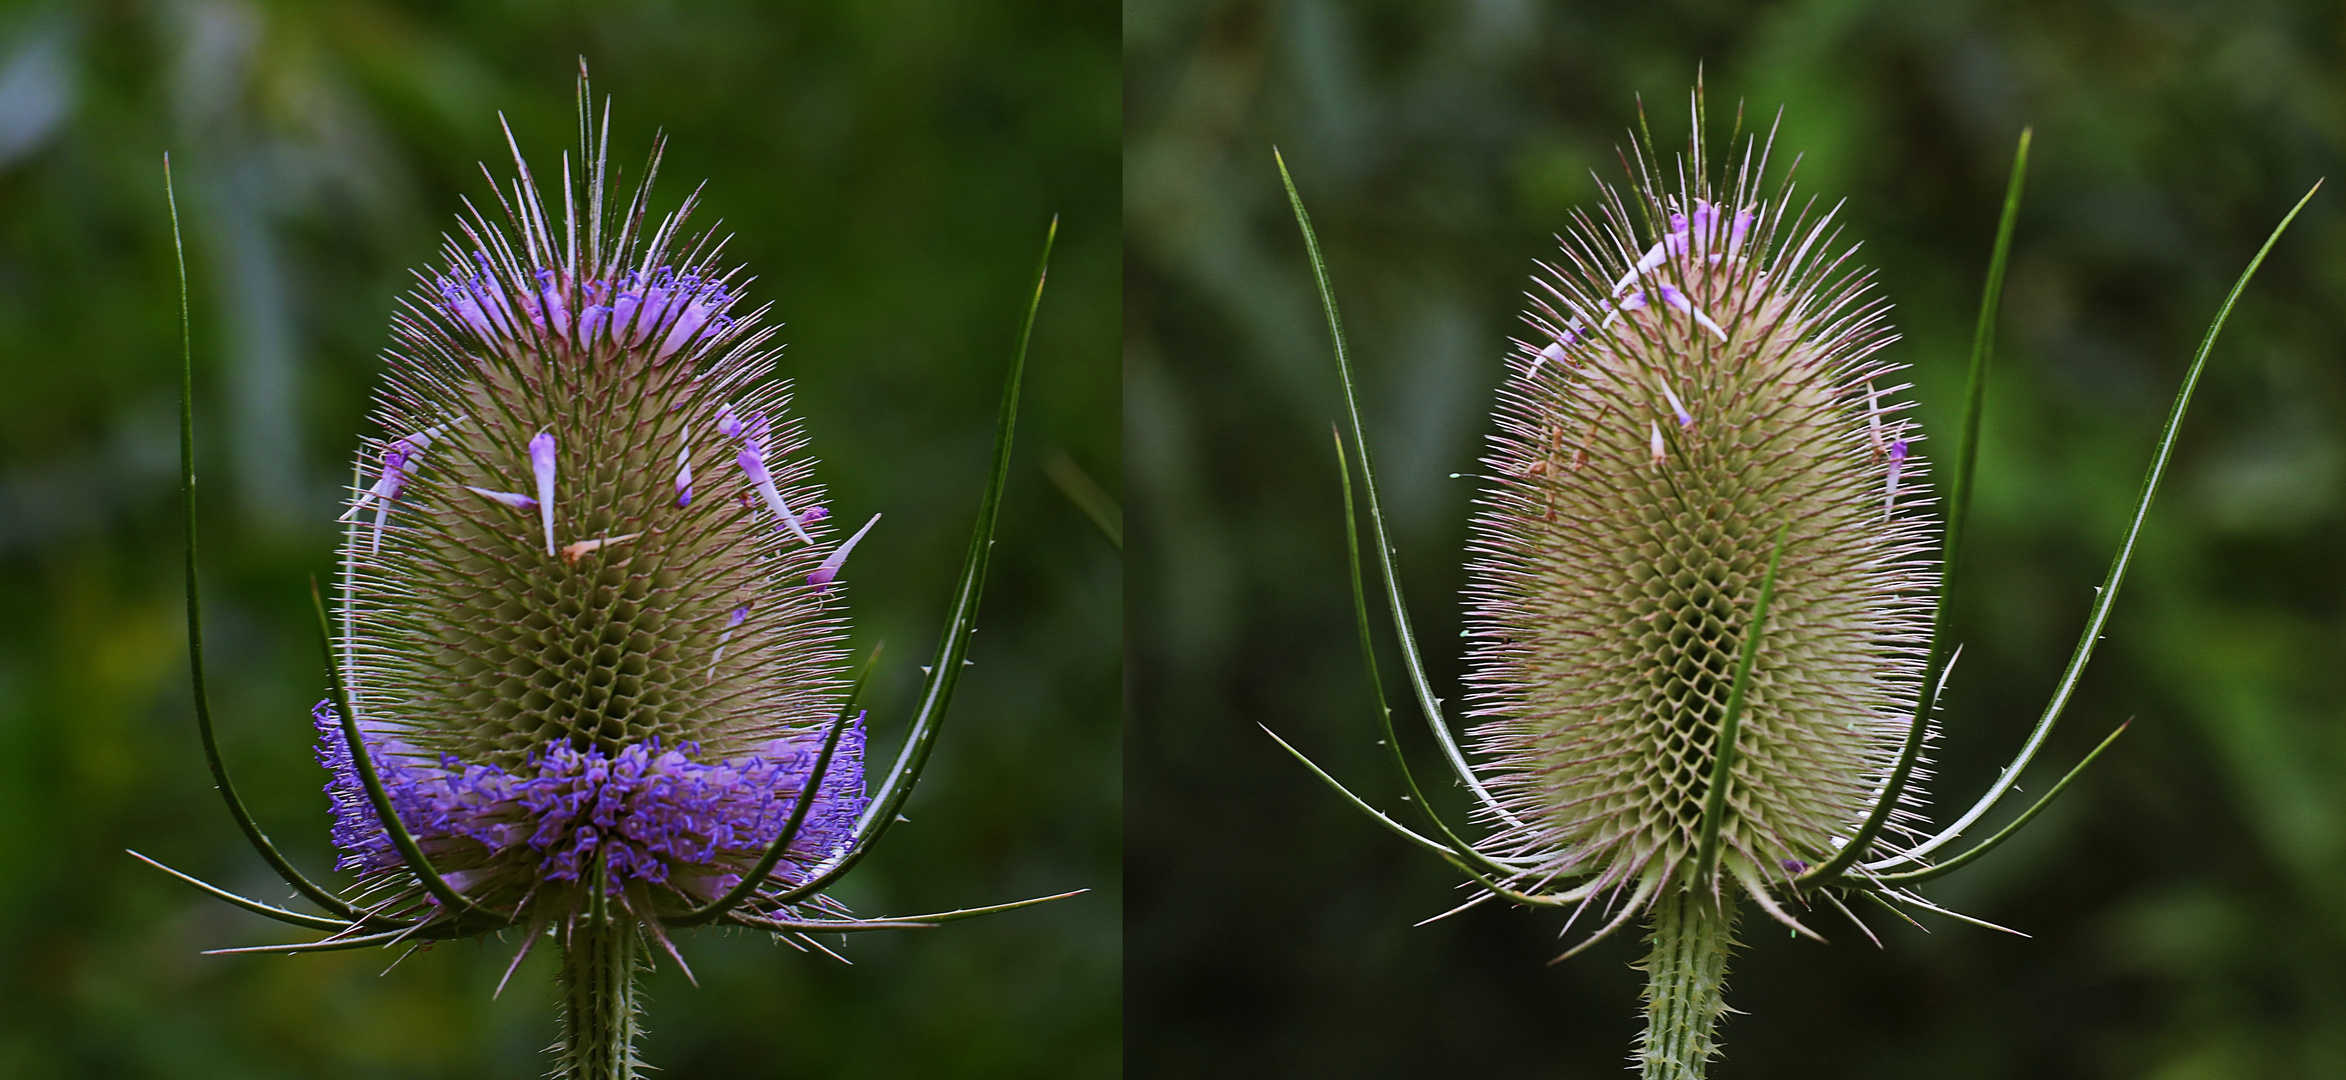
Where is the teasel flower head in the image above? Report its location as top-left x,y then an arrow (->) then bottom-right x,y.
1462,131 -> 1939,929
144,71 -> 1077,1080
326,95 -> 869,933
1274,92 -> 2313,1080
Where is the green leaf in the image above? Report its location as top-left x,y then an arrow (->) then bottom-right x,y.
733,888 -> 1088,935
1260,722 -> 1600,909
1259,722 -> 1464,863
127,849 -> 362,933
200,926 -> 436,957
1871,720 -> 2129,885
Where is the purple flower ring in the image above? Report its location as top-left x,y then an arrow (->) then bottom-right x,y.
314,701 -> 867,905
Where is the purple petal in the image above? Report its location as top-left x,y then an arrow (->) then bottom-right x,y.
464,486 -> 538,512
808,513 -> 880,592
1689,200 -> 1718,238
529,432 -> 558,556
735,445 -> 770,486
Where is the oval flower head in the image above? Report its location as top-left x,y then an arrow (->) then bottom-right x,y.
1273,94 -> 2313,1079
143,74 -> 1074,1080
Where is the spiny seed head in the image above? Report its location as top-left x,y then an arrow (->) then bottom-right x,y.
324,100 -> 866,919
1462,125 -> 1938,911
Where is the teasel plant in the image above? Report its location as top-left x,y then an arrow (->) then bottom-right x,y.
132,73 -> 1080,1079
1267,93 -> 2316,1079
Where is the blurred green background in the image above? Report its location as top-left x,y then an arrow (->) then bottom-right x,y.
1129,1 -> 2346,1077
0,2 -> 1117,1077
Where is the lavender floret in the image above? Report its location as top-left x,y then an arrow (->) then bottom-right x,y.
314,700 -> 864,899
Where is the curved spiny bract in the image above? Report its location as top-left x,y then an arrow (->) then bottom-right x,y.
1460,133 -> 1939,924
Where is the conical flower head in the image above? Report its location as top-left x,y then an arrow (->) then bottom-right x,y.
322,109 -> 868,919
1462,132 -> 1937,911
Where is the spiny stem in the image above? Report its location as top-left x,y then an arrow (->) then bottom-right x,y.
1637,890 -> 1740,1080
557,878 -> 643,1080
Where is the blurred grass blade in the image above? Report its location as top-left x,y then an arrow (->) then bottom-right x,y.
1275,148 -> 1526,832
1693,523 -> 1788,892
1805,131 -> 2031,885
772,215 -> 1053,905
1042,449 -> 1120,550
1866,179 -> 2320,876
165,155 -> 368,925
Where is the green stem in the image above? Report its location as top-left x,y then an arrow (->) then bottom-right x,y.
1637,890 -> 1740,1080
557,893 -> 643,1080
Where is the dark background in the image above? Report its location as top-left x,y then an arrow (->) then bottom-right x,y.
1128,1 -> 2346,1077
0,2 -> 1117,1077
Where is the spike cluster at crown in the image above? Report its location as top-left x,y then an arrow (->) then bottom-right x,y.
437,255 -> 741,361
